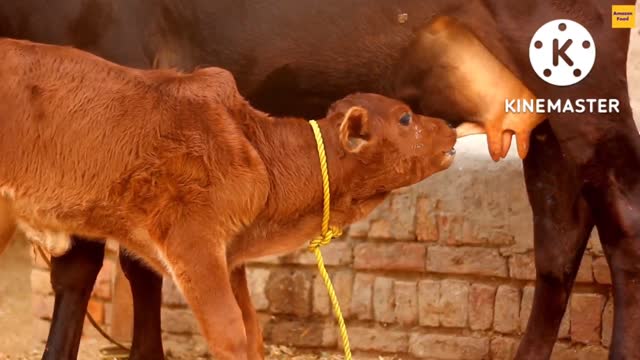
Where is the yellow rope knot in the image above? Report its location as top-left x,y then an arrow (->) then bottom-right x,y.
308,227 -> 343,251
308,120 -> 352,360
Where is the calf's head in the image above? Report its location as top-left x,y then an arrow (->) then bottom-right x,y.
325,93 -> 456,196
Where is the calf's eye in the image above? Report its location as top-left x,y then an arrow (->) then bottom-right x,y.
399,113 -> 412,126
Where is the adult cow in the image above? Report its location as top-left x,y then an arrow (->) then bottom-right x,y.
1,1 -> 638,359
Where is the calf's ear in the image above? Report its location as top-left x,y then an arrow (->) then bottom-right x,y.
339,106 -> 370,153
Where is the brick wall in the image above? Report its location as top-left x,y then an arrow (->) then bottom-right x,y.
28,150 -> 616,359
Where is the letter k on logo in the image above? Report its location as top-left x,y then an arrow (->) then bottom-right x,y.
529,19 -> 596,86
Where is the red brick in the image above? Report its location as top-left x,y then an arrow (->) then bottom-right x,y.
162,279 -> 187,306
520,285 -> 534,332
570,293 -> 605,344
551,343 -> 607,360
409,334 -> 489,360
488,230 -> 516,246
268,320 -> 333,348
439,280 -> 469,328
373,277 -> 395,323
266,270 -> 312,317
576,255 -> 593,283
31,268 -> 52,295
351,273 -> 374,320
587,232 -> 604,256
592,257 -> 612,285
415,197 -> 438,242
394,280 -> 418,326
93,260 -> 113,300
490,337 -> 519,360
161,308 -> 199,334
31,294 -> 54,320
104,303 -> 112,326
369,219 -> 392,240
550,342 -> 575,360
418,280 -> 440,327
314,270 -> 353,317
469,284 -> 496,331
333,270 -> 354,318
87,299 -> 105,324
559,306 -> 571,339
354,242 -> 425,272
602,297 -> 614,347
348,218 -> 370,238
509,253 -> 536,280
387,191 -> 417,241
427,246 -> 508,277
494,285 -> 520,334
578,346 -> 608,359
30,248 -> 51,269
350,326 -> 408,353
437,213 -> 464,245
247,267 -> 270,311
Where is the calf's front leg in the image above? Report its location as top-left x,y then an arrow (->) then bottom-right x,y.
163,223 -> 248,360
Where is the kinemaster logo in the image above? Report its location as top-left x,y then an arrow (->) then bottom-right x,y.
505,18 -> 622,115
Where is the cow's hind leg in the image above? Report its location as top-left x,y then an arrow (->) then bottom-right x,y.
599,226 -> 640,360
119,250 -> 165,360
585,140 -> 640,359
230,265 -> 264,360
42,237 -> 105,360
516,122 -> 594,360
164,222 -> 248,360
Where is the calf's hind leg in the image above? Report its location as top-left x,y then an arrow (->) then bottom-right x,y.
119,250 -> 165,360
163,222 -> 248,360
42,238 -> 105,360
516,122 -> 594,360
230,265 -> 264,360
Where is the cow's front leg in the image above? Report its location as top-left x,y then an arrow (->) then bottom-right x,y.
42,237 -> 105,360
516,122 -> 594,360
119,249 -> 165,360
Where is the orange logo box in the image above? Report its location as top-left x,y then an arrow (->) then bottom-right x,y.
612,5 -> 636,28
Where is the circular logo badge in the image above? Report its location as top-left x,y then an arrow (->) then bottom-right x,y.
529,19 -> 596,86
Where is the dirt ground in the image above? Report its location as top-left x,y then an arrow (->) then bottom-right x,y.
1,23 -> 639,360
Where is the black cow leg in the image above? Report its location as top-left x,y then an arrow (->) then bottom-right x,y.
119,249 -> 165,360
515,122 -> 594,360
584,139 -> 640,359
42,237 -> 105,360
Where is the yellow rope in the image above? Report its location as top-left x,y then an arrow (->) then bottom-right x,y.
308,120 -> 351,360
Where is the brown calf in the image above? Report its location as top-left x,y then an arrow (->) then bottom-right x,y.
0,38 -> 456,359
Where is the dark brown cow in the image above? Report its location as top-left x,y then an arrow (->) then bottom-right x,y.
1,1 -> 638,359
